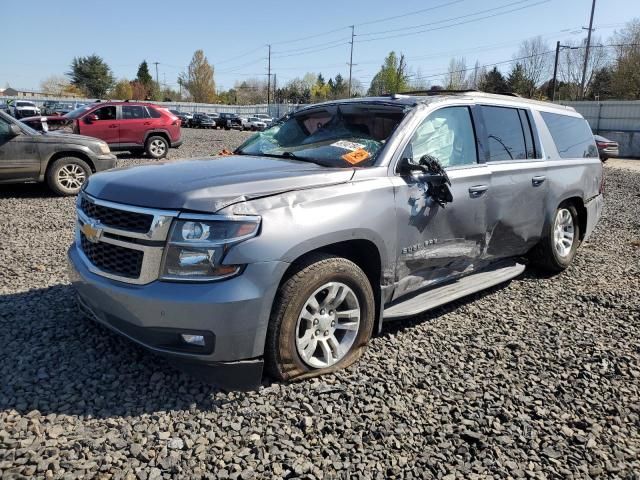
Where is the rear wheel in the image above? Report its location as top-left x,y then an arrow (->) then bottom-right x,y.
530,203 -> 581,272
46,157 -> 91,196
266,254 -> 375,381
145,135 -> 168,159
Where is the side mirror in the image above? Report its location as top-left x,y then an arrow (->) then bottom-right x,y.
9,124 -> 22,136
85,114 -> 99,124
398,156 -> 427,175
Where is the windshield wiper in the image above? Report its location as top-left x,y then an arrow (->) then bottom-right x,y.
256,151 -> 331,167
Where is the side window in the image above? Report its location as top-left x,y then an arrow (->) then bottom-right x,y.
122,105 -> 146,120
482,106 -> 528,161
406,106 -> 477,168
94,106 -> 116,121
146,107 -> 162,118
540,112 -> 598,159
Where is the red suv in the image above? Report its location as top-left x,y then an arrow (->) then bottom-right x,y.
26,101 -> 182,159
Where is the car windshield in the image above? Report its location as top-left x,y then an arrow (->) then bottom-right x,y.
64,105 -> 93,119
236,103 -> 407,168
16,102 -> 35,107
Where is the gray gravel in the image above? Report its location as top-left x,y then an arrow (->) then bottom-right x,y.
1,128 -> 639,479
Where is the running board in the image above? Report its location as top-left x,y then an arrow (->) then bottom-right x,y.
383,261 -> 526,320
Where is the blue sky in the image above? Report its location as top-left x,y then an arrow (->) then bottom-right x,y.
2,0 -> 635,92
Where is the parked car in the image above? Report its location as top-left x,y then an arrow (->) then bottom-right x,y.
21,115 -> 74,132
216,112 -> 243,130
8,100 -> 40,119
51,102 -> 86,116
594,134 -> 619,161
207,113 -> 219,124
68,92 -> 603,389
253,113 -> 273,126
41,101 -> 58,115
191,113 -> 216,129
0,110 -> 116,195
246,116 -> 267,131
169,110 -> 192,128
22,101 -> 182,159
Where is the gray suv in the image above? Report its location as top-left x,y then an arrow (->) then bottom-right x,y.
0,111 -> 116,195
68,92 -> 604,389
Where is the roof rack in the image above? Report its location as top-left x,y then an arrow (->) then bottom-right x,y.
395,89 -> 522,97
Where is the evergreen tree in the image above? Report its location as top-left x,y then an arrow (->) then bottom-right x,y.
478,67 -> 508,94
67,54 -> 114,98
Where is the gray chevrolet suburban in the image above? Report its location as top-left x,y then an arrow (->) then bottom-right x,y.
0,111 -> 116,195
68,92 -> 604,389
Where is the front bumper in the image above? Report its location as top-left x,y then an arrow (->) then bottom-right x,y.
67,244 -> 288,388
93,153 -> 117,172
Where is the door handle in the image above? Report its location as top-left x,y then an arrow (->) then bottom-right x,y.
109,124 -> 118,128
143,121 -> 151,125
532,175 -> 546,186
468,185 -> 488,198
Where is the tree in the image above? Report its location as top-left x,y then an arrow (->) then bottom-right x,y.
478,67 -> 508,93
558,36 -> 609,100
515,36 -> 552,96
367,51 -> 409,95
507,63 -> 534,96
444,57 -> 467,90
180,50 -> 216,103
137,61 -> 154,87
40,75 -> 70,96
67,54 -> 114,98
588,67 -> 614,100
610,19 -> 640,99
112,79 -> 133,99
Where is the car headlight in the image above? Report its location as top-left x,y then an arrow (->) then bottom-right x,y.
160,215 -> 260,281
97,142 -> 110,154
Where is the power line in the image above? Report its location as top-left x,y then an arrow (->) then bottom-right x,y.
272,37 -> 351,56
355,0 -> 467,27
357,0 -> 551,43
272,42 -> 350,59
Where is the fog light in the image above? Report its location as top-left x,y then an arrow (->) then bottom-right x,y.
181,334 -> 206,346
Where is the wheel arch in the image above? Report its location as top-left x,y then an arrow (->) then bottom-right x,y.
45,150 -> 96,176
144,129 -> 171,145
557,195 -> 588,241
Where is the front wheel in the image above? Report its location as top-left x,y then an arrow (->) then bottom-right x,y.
145,136 -> 168,159
265,254 -> 375,381
530,203 -> 581,272
46,157 -> 91,196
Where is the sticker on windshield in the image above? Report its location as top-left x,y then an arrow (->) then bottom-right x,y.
342,148 -> 370,165
331,140 -> 365,151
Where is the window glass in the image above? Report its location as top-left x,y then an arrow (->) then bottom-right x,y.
122,105 -> 146,119
407,106 -> 477,167
540,111 -> 598,159
518,109 -> 537,158
483,106 -> 527,161
0,116 -> 10,136
94,106 -> 116,121
146,107 -> 162,118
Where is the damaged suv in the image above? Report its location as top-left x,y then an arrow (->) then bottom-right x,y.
68,92 -> 604,389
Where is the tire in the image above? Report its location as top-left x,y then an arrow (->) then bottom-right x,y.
46,157 -> 91,196
530,203 -> 581,272
145,135 -> 169,159
265,254 -> 375,381
224,126 -> 230,130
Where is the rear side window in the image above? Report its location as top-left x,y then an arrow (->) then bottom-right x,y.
146,107 -> 162,118
482,106 -> 530,161
540,112 -> 598,159
122,105 -> 147,119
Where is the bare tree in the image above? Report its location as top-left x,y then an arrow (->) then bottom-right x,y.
558,36 -> 609,100
515,36 -> 552,96
610,19 -> 640,98
444,57 -> 467,89
40,75 -> 71,96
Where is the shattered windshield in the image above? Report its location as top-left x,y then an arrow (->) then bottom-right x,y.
236,103 -> 407,167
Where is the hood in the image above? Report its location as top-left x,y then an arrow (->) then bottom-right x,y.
38,132 -> 101,144
84,155 -> 355,212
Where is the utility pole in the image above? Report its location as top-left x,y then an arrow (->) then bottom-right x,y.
266,45 -> 271,114
580,0 -> 596,99
273,74 -> 278,116
153,62 -> 160,86
552,41 -> 561,102
348,25 -> 355,98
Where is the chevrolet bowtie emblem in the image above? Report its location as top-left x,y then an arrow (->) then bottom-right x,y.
81,221 -> 103,243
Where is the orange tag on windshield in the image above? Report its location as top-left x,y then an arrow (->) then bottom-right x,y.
342,148 -> 370,165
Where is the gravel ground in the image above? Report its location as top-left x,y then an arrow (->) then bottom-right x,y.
1,128 -> 639,479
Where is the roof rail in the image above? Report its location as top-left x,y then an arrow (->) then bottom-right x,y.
397,89 -> 522,97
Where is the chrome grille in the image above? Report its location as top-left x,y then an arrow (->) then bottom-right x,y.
80,233 -> 143,278
80,196 -> 154,233
75,193 -> 178,284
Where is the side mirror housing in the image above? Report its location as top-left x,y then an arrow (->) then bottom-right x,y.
85,114 -> 99,124
9,124 -> 22,136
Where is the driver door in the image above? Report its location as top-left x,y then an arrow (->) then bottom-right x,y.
391,105 -> 492,300
79,105 -> 119,144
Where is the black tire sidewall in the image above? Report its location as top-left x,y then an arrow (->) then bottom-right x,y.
46,157 -> 91,196
268,257 -> 375,381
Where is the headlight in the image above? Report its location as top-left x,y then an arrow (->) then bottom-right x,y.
160,216 -> 260,281
97,142 -> 110,154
